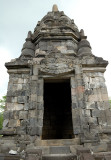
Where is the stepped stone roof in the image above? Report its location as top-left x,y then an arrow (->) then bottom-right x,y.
32,5 -> 80,41
5,4 -> 108,69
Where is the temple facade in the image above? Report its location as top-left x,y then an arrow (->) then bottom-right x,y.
0,5 -> 111,160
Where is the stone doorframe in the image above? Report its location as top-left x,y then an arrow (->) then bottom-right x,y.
35,64 -> 85,139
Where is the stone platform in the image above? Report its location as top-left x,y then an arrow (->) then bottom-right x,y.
42,154 -> 77,160
0,154 -> 20,160
1,150 -> 111,160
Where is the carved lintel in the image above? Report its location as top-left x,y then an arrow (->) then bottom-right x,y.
40,53 -> 75,75
40,68 -> 74,75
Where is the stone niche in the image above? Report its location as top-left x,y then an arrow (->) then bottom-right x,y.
0,4 -> 111,160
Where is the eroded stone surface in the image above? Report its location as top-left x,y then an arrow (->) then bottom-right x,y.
0,4 -> 111,160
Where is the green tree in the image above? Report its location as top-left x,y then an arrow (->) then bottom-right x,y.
0,96 -> 6,130
0,96 -> 6,112
109,99 -> 111,109
0,114 -> 3,130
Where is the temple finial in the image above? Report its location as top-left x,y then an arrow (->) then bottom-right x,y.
27,31 -> 32,39
80,29 -> 87,40
52,4 -> 58,12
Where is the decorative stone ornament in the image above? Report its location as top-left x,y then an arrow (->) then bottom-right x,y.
40,52 -> 75,75
0,5 -> 111,160
52,4 -> 59,12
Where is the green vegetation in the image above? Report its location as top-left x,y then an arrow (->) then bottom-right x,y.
109,99 -> 111,109
0,114 -> 3,130
0,96 -> 6,112
0,96 -> 6,130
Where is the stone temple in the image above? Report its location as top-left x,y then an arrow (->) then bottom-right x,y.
0,4 -> 111,160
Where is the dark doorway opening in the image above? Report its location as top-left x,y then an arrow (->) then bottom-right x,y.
42,79 -> 73,139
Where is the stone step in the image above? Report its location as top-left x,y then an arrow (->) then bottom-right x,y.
39,138 -> 79,146
26,145 -> 72,155
80,153 -> 95,160
50,146 -> 70,154
93,151 -> 111,160
42,154 -> 77,160
0,154 -> 20,160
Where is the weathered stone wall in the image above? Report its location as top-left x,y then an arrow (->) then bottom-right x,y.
35,40 -> 78,57
4,70 -> 30,130
83,71 -> 111,141
0,69 -> 30,152
83,72 -> 109,110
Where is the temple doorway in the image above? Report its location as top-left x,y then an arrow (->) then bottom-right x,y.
42,79 -> 73,139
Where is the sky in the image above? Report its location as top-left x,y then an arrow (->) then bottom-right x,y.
0,0 -> 111,98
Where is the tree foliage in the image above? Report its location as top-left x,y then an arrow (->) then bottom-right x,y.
0,114 -> 3,130
0,96 -> 6,112
0,96 -> 6,130
109,99 -> 111,109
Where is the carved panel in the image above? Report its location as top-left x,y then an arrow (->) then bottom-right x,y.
40,52 -> 75,75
